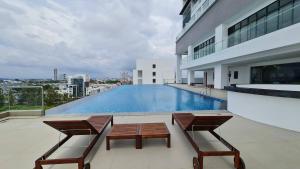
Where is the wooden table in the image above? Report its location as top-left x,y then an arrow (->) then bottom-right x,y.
106,123 -> 170,150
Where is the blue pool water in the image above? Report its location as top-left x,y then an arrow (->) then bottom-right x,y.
47,85 -> 225,115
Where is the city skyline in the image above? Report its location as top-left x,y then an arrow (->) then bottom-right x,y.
0,0 -> 181,79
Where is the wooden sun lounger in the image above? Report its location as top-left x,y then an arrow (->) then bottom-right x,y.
106,123 -> 170,150
172,113 -> 245,169
35,115 -> 113,169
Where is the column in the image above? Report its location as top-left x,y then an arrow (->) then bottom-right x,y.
187,45 -> 193,62
176,54 -> 182,83
215,24 -> 228,52
187,70 -> 195,85
214,64 -> 228,89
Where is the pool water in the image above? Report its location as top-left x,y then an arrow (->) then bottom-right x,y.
46,85 -> 225,115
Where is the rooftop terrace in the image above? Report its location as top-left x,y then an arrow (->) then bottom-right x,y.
1,111 -> 300,169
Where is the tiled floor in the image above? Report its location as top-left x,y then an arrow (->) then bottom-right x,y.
1,112 -> 300,169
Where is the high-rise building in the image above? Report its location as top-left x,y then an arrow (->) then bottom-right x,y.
67,74 -> 90,97
53,68 -> 58,81
133,59 -> 175,84
176,0 -> 300,88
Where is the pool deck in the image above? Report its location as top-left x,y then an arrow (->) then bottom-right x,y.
168,84 -> 227,100
1,111 -> 300,169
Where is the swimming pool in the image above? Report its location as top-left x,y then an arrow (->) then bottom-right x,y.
46,85 -> 225,115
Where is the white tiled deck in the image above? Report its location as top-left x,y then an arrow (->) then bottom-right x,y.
1,112 -> 300,169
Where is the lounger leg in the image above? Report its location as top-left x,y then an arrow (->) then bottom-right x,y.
106,137 -> 110,150
34,161 -> 43,169
172,115 -> 174,125
167,135 -> 171,148
234,152 -> 240,169
198,154 -> 203,169
78,159 -> 84,169
136,136 -> 142,149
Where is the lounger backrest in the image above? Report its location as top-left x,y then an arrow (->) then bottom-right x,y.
187,115 -> 233,131
44,120 -> 99,135
87,115 -> 112,133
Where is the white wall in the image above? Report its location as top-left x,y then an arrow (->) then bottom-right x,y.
228,91 -> 300,132
228,65 -> 251,85
133,58 -> 175,85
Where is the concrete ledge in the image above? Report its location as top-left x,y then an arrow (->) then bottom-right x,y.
1,110 -> 44,117
0,112 -> 9,119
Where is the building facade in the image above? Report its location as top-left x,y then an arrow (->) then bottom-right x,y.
67,74 -> 90,97
133,59 -> 175,85
176,0 -> 300,89
53,68 -> 58,81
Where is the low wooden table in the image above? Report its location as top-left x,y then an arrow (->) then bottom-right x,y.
106,123 -> 170,150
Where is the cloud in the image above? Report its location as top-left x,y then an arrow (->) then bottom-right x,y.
0,0 -> 181,79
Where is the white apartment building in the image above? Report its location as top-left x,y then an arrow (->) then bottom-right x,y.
133,59 -> 175,85
176,0 -> 300,132
177,0 -> 300,88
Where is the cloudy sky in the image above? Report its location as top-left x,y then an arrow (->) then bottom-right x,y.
0,0 -> 181,79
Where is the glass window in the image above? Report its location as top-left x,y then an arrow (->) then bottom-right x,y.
251,62 -> 300,84
234,23 -> 241,45
152,64 -> 156,68
279,0 -> 293,28
241,19 -> 248,42
152,72 -> 156,76
152,79 -> 156,83
257,8 -> 267,37
228,26 -> 235,47
294,0 -> 300,23
234,71 -> 239,79
267,2 -> 279,33
248,14 -> 257,40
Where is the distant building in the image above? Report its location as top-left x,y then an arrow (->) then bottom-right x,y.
67,74 -> 90,97
53,68 -> 58,81
58,74 -> 67,81
133,59 -> 175,85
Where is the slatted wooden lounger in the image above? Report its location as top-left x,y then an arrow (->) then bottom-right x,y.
172,113 -> 245,169
35,115 -> 113,169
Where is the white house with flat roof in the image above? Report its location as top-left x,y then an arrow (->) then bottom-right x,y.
133,59 -> 175,85
176,0 -> 300,132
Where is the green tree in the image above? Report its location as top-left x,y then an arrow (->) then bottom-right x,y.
8,90 -> 15,107
0,88 -> 4,107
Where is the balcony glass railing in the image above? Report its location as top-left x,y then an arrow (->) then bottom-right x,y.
177,0 -> 216,41
228,0 -> 300,47
180,1 -> 300,65
0,86 -> 44,112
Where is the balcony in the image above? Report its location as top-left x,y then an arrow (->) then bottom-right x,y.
176,0 -> 216,41
180,3 -> 300,69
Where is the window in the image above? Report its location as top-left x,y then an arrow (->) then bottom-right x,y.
279,0 -> 293,28
152,64 -> 156,69
248,14 -> 257,40
241,19 -> 248,42
267,2 -> 279,33
227,0 -> 300,47
257,8 -> 267,37
294,0 -> 300,23
152,72 -> 156,76
251,62 -> 300,84
233,23 -> 241,45
152,79 -> 156,83
193,37 -> 215,59
234,71 -> 239,79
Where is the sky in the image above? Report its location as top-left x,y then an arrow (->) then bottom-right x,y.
0,0 -> 181,79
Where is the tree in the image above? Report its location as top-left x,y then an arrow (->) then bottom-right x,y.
0,88 -> 4,107
8,90 -> 15,107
